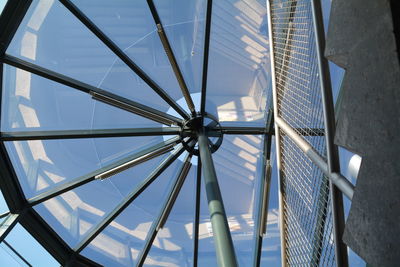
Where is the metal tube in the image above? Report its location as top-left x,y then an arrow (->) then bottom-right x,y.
310,0 -> 349,266
146,0 -> 196,114
75,146 -> 186,253
275,117 -> 354,200
156,155 -> 192,230
155,23 -> 196,115
266,0 -> 288,265
2,55 -> 184,126
91,91 -> 179,126
28,137 -> 180,206
197,133 -> 238,267
0,127 -> 180,141
95,143 -> 175,180
136,153 -> 193,266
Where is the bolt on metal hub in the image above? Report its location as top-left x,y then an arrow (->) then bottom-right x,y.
179,113 -> 223,155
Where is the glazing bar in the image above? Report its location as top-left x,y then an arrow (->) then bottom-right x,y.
136,153 -> 193,266
60,0 -> 190,120
200,0 -> 213,117
28,137 -> 180,206
75,146 -> 186,253
2,55 -> 184,126
91,91 -> 181,126
146,0 -> 195,114
0,213 -> 19,242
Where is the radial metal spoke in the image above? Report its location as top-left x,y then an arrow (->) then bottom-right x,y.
136,153 -> 193,267
198,133 -> 238,267
75,145 -> 187,253
28,137 -> 180,206
218,126 -> 267,135
0,127 -> 180,141
200,0 -> 213,117
193,158 -> 201,267
59,0 -> 190,120
146,0 -> 196,115
2,55 -> 183,126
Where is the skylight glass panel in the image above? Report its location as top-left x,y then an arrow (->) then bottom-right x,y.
4,136 -> 167,199
69,0 -> 188,110
1,64 -> 163,132
81,157 -> 185,266
152,0 -> 207,97
7,0 -> 172,113
205,0 -> 271,126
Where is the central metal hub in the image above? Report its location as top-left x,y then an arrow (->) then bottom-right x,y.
179,113 -> 223,155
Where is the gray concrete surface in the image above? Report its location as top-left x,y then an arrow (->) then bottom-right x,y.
325,0 -> 400,266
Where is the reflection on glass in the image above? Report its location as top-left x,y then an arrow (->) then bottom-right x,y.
81,157 -> 184,266
206,0 -> 271,126
7,0 -> 170,112
5,136 -> 165,199
33,154 -> 170,248
70,0 -> 186,105
1,65 -> 162,132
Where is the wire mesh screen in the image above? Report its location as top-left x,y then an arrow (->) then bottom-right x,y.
269,0 -> 335,265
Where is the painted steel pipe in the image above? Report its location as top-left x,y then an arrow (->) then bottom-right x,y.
197,133 -> 238,267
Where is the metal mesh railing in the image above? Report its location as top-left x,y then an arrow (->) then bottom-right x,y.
269,0 -> 335,266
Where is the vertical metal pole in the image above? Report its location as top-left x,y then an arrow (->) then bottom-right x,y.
266,0 -> 288,266
311,1 -> 349,266
197,133 -> 238,267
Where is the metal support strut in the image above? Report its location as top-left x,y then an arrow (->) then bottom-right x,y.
197,133 -> 238,267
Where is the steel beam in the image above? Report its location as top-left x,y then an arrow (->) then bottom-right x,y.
198,133 -> 238,267
311,0 -> 349,265
59,0 -> 190,120
2,55 -> 183,126
200,0 -> 213,117
74,145 -> 186,253
146,0 -> 196,115
28,137 -> 180,206
136,153 -> 192,267
0,127 -> 180,141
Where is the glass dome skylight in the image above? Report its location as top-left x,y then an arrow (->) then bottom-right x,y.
0,0 -> 273,266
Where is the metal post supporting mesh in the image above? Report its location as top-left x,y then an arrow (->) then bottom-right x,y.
269,0 -> 336,266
